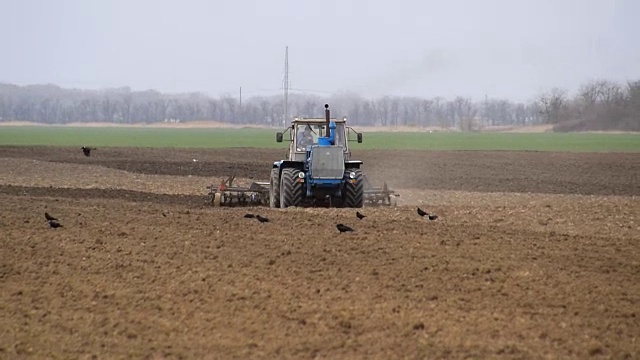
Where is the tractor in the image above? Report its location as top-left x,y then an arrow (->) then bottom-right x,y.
207,104 -> 398,207
269,104 -> 365,208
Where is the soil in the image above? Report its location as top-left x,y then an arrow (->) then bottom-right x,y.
1,145 -> 639,359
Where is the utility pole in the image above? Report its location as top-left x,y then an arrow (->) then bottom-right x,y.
237,86 -> 242,124
283,46 -> 289,127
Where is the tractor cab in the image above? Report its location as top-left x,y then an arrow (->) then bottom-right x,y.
277,116 -> 362,162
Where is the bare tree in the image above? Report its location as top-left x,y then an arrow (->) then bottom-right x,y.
452,96 -> 478,131
538,87 -> 567,124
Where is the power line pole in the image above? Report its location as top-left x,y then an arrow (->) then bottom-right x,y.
237,86 -> 242,124
283,46 -> 289,127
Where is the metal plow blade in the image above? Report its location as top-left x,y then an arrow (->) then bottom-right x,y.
207,175 -> 270,207
363,174 -> 399,207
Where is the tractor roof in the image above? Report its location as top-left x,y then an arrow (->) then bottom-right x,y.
291,117 -> 347,124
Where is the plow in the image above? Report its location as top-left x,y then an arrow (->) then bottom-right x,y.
207,103 -> 399,208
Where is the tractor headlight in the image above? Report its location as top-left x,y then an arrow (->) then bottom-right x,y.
298,172 -> 305,178
349,172 -> 356,179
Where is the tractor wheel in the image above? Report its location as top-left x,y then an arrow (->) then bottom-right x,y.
280,168 -> 304,208
389,195 -> 398,207
343,168 -> 364,208
213,192 -> 222,207
269,168 -> 280,208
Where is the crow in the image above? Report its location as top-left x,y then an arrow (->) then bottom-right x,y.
336,223 -> 354,233
81,146 -> 94,157
417,207 -> 438,220
48,220 -> 63,229
255,215 -> 269,223
45,212 -> 58,221
244,213 -> 255,218
356,211 -> 366,220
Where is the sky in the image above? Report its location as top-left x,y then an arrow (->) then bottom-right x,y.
1,0 -> 639,102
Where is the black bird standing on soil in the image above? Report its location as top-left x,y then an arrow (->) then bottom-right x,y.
81,146 -> 94,157
336,224 -> 354,233
45,212 -> 58,221
255,215 -> 269,223
48,220 -> 63,229
428,214 -> 438,221
417,207 -> 428,217
244,213 -> 255,218
356,211 -> 366,220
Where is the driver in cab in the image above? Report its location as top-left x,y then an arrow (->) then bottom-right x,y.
297,125 -> 315,150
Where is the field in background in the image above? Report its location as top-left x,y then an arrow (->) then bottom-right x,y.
0,125 -> 639,152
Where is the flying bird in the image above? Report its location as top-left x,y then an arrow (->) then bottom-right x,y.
336,223 -> 354,233
81,146 -> 94,157
45,212 -> 58,221
48,220 -> 63,229
255,215 -> 270,223
356,211 -> 366,220
417,207 -> 428,217
244,213 -> 255,218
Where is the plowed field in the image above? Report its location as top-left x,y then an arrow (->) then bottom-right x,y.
1,146 -> 639,359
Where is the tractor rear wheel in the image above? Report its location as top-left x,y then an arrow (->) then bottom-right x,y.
343,168 -> 364,208
269,168 -> 280,208
280,168 -> 304,208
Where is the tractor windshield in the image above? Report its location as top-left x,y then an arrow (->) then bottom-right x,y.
296,124 -> 320,151
295,123 -> 347,152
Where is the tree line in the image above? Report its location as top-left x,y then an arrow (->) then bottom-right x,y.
0,79 -> 638,131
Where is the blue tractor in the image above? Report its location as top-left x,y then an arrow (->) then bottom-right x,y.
270,104 -> 365,208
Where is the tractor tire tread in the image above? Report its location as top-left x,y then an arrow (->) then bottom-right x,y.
270,168 -> 280,208
343,168 -> 364,208
280,168 -> 304,207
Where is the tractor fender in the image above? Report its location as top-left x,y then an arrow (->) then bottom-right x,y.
345,160 -> 363,169
278,160 -> 304,172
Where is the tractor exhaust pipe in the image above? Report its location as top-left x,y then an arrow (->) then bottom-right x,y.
324,104 -> 330,137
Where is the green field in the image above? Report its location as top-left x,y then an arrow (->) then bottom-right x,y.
0,126 -> 638,152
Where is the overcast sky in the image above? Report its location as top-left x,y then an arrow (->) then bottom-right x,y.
1,0 -> 639,102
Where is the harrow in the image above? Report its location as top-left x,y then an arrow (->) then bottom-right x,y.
363,173 -> 399,207
207,175 -> 269,207
207,174 -> 398,207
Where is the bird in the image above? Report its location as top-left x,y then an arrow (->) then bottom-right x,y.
81,146 -> 94,157
336,223 -> 354,233
356,211 -> 366,220
244,213 -> 255,218
428,214 -> 438,221
255,215 -> 269,223
48,220 -> 63,229
45,212 -> 58,221
417,207 -> 428,217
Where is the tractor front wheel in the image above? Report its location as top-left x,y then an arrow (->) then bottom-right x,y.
269,168 -> 280,208
343,168 -> 364,208
280,168 -> 304,208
